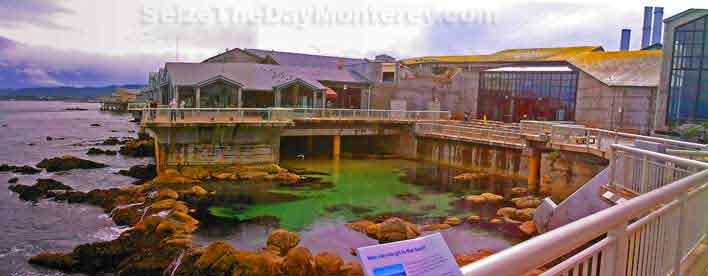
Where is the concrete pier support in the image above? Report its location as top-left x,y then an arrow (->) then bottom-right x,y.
525,148 -> 542,193
333,135 -> 341,159
307,136 -> 314,154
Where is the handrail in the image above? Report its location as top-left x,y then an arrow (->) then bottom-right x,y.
461,167 -> 708,275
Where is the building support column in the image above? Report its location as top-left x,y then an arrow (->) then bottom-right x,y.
237,87 -> 243,108
307,136 -> 314,154
332,135 -> 341,160
322,89 -> 327,108
526,148 -> 541,193
275,88 -> 282,107
195,87 -> 201,108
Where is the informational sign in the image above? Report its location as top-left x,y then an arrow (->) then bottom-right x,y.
357,233 -> 462,276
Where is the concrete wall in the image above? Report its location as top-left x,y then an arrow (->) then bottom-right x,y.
372,70 -> 480,116
150,126 -> 281,171
540,151 -> 607,202
575,71 -> 656,134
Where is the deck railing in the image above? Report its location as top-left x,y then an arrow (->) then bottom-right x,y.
415,123 -> 524,146
137,107 -> 451,123
461,144 -> 708,276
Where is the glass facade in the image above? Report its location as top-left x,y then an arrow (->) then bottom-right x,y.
667,15 -> 708,124
477,70 -> 578,122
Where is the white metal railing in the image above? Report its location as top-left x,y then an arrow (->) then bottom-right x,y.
137,107 -> 452,123
415,123 -> 523,146
127,102 -> 147,111
141,108 -> 279,123
549,124 -> 707,153
290,108 -> 451,120
461,145 -> 708,276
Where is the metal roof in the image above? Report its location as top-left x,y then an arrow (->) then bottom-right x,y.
164,62 -> 369,91
400,46 -> 604,65
243,49 -> 369,68
567,50 -> 662,87
486,66 -> 573,72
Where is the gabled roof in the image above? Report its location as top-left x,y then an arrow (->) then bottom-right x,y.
665,9 -> 708,23
567,50 -> 662,87
165,62 -> 369,91
401,46 -> 604,65
243,48 -> 368,68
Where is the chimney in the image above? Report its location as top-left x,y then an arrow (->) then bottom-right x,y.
652,7 -> 664,45
641,7 -> 653,49
620,29 -> 631,51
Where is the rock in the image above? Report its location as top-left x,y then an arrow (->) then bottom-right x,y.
467,215 -> 481,223
118,164 -> 156,181
156,189 -> 179,200
366,217 -> 420,243
496,207 -> 517,218
9,178 -> 73,202
212,172 -> 234,181
348,220 -> 375,233
519,221 -> 538,236
180,167 -> 210,180
489,218 -> 504,225
28,252 -> 76,270
511,196 -> 542,209
455,249 -> 494,266
443,217 -> 462,226
509,187 -> 528,197
283,247 -> 314,276
421,224 -> 452,231
273,172 -> 301,183
238,171 -> 269,180
119,138 -> 154,158
193,241 -> 239,273
46,136 -> 53,141
8,177 -> 18,183
453,172 -> 484,181
266,229 -> 301,256
36,155 -> 107,172
465,195 -> 487,204
514,208 -> 536,222
342,261 -> 364,276
0,164 -> 42,174
86,147 -> 117,155
190,186 -> 208,197
314,252 -> 343,275
481,193 -> 504,204
101,137 -> 122,146
90,123 -> 101,127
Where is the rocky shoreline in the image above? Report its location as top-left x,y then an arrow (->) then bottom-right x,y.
5,135 -> 544,275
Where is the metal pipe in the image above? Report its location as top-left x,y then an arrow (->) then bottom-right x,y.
642,7 -> 653,48
652,7 -> 664,45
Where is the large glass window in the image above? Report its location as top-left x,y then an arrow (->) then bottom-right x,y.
667,15 -> 708,124
477,70 -> 578,122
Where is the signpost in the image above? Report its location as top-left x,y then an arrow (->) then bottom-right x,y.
357,233 -> 462,276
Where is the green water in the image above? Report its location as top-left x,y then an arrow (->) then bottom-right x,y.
209,159 -> 462,230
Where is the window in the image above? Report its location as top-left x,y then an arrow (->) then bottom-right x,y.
382,72 -> 395,82
667,15 -> 708,123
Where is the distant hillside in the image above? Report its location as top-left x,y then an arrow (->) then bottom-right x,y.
0,84 -> 145,100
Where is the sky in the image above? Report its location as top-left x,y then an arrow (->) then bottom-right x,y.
0,0 -> 706,89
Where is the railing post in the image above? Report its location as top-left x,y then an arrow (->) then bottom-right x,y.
608,147 -> 616,189
601,222 -> 629,276
641,154 -> 650,193
672,195 -> 688,276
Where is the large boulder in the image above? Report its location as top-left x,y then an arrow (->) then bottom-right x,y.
9,178 -> 73,202
0,164 -> 42,174
119,138 -> 154,158
36,156 -> 107,172
118,164 -> 157,181
366,217 -> 420,243
480,193 -> 504,204
511,196 -> 542,209
314,252 -> 343,275
282,247 -> 314,276
28,252 -> 76,270
266,229 -> 301,256
86,148 -> 117,156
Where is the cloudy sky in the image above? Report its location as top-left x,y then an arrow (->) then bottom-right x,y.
0,0 -> 706,88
